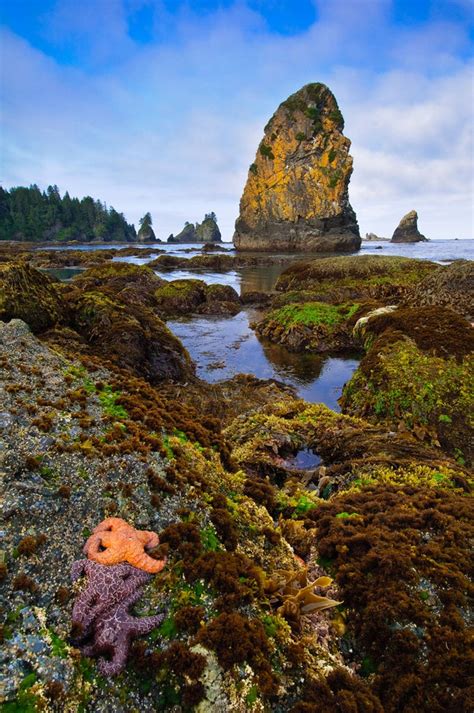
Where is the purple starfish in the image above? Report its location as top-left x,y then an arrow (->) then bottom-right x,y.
71,559 -> 153,641
70,559 -> 164,675
79,588 -> 164,676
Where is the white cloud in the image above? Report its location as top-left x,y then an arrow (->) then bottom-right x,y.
0,1 -> 473,240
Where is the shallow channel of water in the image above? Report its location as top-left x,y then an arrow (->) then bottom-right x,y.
168,309 -> 360,412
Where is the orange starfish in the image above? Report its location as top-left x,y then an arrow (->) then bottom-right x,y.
84,518 -> 165,574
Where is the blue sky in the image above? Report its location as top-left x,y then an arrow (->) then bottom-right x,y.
1,0 -> 473,239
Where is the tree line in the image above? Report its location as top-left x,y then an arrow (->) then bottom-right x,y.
0,184 -> 137,242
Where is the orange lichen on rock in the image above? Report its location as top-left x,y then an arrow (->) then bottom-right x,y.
84,518 -> 166,574
234,82 -> 360,252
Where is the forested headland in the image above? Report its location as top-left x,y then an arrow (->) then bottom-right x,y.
0,185 -> 137,242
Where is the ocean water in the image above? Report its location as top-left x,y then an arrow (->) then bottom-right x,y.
40,238 -> 474,263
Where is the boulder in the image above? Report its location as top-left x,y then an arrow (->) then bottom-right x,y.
0,261 -> 66,333
71,290 -> 194,383
405,260 -> 474,320
71,263 -> 166,309
341,306 -> 474,463
391,210 -> 428,243
233,83 -> 360,252
154,279 -> 241,317
274,255 -> 439,303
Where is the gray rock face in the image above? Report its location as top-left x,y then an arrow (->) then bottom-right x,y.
391,211 -> 428,243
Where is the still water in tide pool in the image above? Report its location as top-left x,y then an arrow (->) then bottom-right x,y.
168,309 -> 360,412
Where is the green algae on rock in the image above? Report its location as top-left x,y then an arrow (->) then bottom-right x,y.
341,306 -> 474,464
225,399 -> 469,492
255,301 -> 363,353
234,83 -> 360,252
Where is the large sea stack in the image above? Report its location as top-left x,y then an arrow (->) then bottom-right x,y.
391,210 -> 428,243
233,83 -> 360,252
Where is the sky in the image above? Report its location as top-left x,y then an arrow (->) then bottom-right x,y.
0,0 -> 473,240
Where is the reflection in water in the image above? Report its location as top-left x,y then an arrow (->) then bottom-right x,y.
237,265 -> 289,294
285,448 -> 322,470
259,339 -> 325,383
168,309 -> 360,412
40,267 -> 85,281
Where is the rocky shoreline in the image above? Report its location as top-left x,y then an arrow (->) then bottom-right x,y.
1,245 -> 473,712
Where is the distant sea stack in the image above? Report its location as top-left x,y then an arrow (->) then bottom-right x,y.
168,213 -> 222,244
233,83 -> 360,252
391,211 -> 428,243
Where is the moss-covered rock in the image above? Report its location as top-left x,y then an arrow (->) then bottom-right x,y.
149,253 -> 235,270
71,290 -> 194,383
341,307 -> 474,464
225,399 -> 468,498
0,261 -> 66,333
197,283 -> 241,316
255,301 -> 363,352
405,259 -> 474,320
275,255 -> 439,302
154,279 -> 208,315
72,262 -> 166,309
313,485 -> 473,713
154,279 -> 241,317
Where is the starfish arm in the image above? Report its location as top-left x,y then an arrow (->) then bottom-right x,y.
138,531 -> 160,549
132,552 -> 166,573
131,613 -> 165,636
71,559 -> 88,581
79,643 -> 98,657
98,643 -> 129,677
83,532 -> 103,556
92,517 -> 128,534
